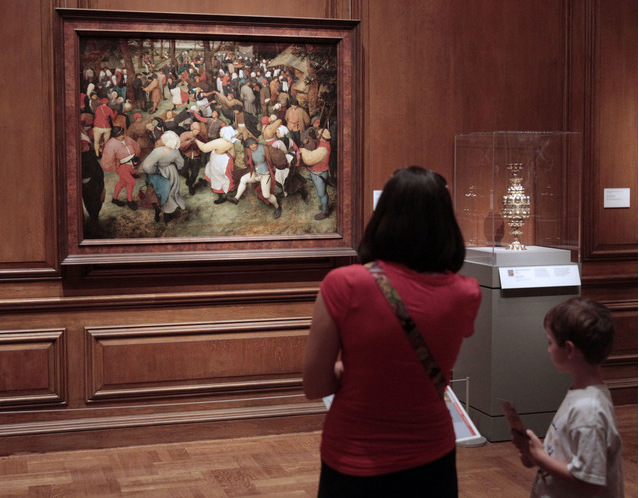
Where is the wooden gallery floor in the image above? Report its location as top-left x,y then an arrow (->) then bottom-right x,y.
0,405 -> 635,497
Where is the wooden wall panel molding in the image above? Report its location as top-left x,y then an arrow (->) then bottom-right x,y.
0,402 -> 325,456
581,259 -> 637,282
0,328 -> 66,407
79,0 -> 350,18
603,354 -> 638,405
606,307 -> 639,357
581,0 -> 638,261
0,400 -> 324,439
0,287 -> 318,313
85,318 -> 310,401
0,0 -> 59,279
600,301 -> 637,404
581,259 -> 637,307
0,267 -> 60,282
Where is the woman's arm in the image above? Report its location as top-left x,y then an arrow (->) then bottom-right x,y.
303,292 -> 342,400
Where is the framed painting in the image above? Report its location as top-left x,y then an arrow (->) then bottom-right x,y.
55,9 -> 362,266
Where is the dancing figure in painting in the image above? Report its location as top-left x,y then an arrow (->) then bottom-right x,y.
196,125 -> 240,204
227,137 -> 282,220
140,131 -> 186,223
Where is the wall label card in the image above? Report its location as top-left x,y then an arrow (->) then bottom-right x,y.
603,188 -> 631,208
499,265 -> 581,289
373,190 -> 382,209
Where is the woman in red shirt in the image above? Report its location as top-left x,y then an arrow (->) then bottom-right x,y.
304,166 -> 481,497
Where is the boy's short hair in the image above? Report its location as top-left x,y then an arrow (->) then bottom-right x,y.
544,296 -> 615,365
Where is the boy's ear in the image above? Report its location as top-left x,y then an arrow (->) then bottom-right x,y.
564,340 -> 577,357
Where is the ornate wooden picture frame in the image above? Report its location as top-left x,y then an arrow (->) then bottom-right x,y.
55,9 -> 362,266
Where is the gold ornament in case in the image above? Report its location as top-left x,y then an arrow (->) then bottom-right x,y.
502,163 -> 530,250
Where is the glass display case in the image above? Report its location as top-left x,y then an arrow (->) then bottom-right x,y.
454,131 -> 582,267
452,132 -> 582,441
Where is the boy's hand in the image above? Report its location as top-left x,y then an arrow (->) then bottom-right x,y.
520,429 -> 604,494
511,428 -> 530,452
518,451 -> 535,468
521,429 -> 546,467
511,428 -> 535,467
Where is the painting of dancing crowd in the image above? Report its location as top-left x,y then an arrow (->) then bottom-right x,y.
79,37 -> 338,239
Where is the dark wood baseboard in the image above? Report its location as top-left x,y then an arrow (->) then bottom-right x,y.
0,403 -> 326,456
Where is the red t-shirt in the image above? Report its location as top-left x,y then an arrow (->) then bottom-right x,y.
319,261 -> 481,476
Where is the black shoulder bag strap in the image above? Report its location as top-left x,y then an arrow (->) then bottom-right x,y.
365,261 -> 447,400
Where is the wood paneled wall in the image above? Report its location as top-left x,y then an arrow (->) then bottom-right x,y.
0,0 -> 635,454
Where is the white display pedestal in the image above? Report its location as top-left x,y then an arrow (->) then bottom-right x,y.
453,247 -> 579,442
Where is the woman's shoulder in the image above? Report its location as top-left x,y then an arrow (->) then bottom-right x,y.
450,271 -> 481,293
325,263 -> 370,283
380,260 -> 480,288
320,264 -> 377,317
321,264 -> 373,293
325,262 -> 479,291
443,273 -> 481,307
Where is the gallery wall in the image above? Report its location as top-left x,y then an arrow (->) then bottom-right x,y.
0,0 -> 635,454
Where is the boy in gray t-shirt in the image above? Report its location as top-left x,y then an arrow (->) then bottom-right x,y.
512,297 -> 624,498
